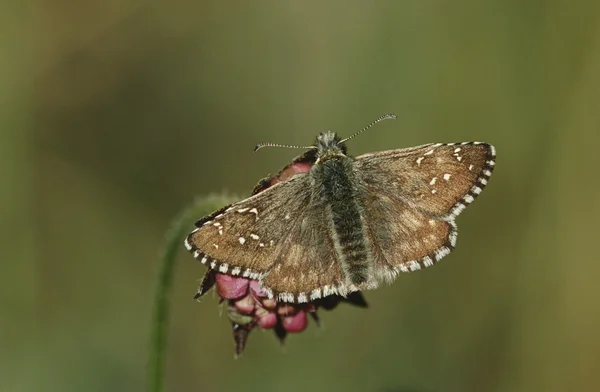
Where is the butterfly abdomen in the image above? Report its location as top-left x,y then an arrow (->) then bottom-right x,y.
314,156 -> 371,286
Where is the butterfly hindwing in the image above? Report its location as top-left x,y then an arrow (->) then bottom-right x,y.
360,191 -> 456,277
260,203 -> 344,302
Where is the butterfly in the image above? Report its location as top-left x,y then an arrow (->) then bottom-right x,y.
185,114 -> 495,303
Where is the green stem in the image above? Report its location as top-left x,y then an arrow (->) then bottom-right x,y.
147,194 -> 237,392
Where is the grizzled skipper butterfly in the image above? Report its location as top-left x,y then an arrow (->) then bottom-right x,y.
185,114 -> 495,303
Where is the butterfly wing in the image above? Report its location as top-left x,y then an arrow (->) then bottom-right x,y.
259,203 -> 344,302
355,142 -> 495,275
185,173 -> 344,302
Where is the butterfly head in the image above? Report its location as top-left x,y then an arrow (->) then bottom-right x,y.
253,114 -> 396,160
315,131 -> 348,160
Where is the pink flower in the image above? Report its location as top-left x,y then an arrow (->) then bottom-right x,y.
197,268 -> 367,356
194,152 -> 367,356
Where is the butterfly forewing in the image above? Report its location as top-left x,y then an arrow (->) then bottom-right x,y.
185,174 -> 313,278
356,142 -> 495,218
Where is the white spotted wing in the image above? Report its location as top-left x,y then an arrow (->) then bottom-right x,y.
355,142 -> 495,276
185,173 -> 345,301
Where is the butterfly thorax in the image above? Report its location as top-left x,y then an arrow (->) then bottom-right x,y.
310,138 -> 372,289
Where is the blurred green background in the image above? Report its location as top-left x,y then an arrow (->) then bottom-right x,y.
3,1 -> 600,391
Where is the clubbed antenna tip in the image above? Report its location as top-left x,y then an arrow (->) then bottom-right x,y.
339,113 -> 397,144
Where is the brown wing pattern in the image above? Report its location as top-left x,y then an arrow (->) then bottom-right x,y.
356,142 -> 495,274
186,141 -> 495,302
185,174 -> 311,278
185,173 -> 344,302
261,204 -> 344,302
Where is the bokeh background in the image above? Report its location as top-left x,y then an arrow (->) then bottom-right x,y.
3,1 -> 600,391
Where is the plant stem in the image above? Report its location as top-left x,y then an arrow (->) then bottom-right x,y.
148,195 -> 237,392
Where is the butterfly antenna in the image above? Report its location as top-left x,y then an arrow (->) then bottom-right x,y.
338,113 -> 397,144
253,142 -> 316,152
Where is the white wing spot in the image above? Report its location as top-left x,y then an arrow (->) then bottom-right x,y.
210,260 -> 217,269
464,195 -> 475,203
310,288 -> 322,300
193,250 -> 200,258
472,186 -> 482,195
486,160 -> 495,166
218,263 -> 229,273
184,239 -> 192,251
249,208 -> 259,217
231,267 -> 241,275
212,244 -> 219,249
200,256 -> 207,264
423,256 -> 434,267
468,164 -> 474,171
214,214 -> 224,219
456,156 -> 462,162
297,293 -> 308,303
263,287 -> 274,299
424,149 -> 435,156
429,177 -> 437,185
479,178 -> 487,185
484,170 -> 492,177
451,203 -> 466,216
237,208 -> 249,213
435,247 -> 451,261
450,231 -> 458,247
443,173 -> 451,181
218,229 -> 223,235
238,237 -> 246,245
284,213 -> 290,220
279,292 -> 294,303
259,242 -> 265,247
431,189 -> 437,194
454,147 -> 462,153
250,233 -> 259,240
416,157 -> 424,166
269,240 -> 274,246
408,261 -> 421,271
